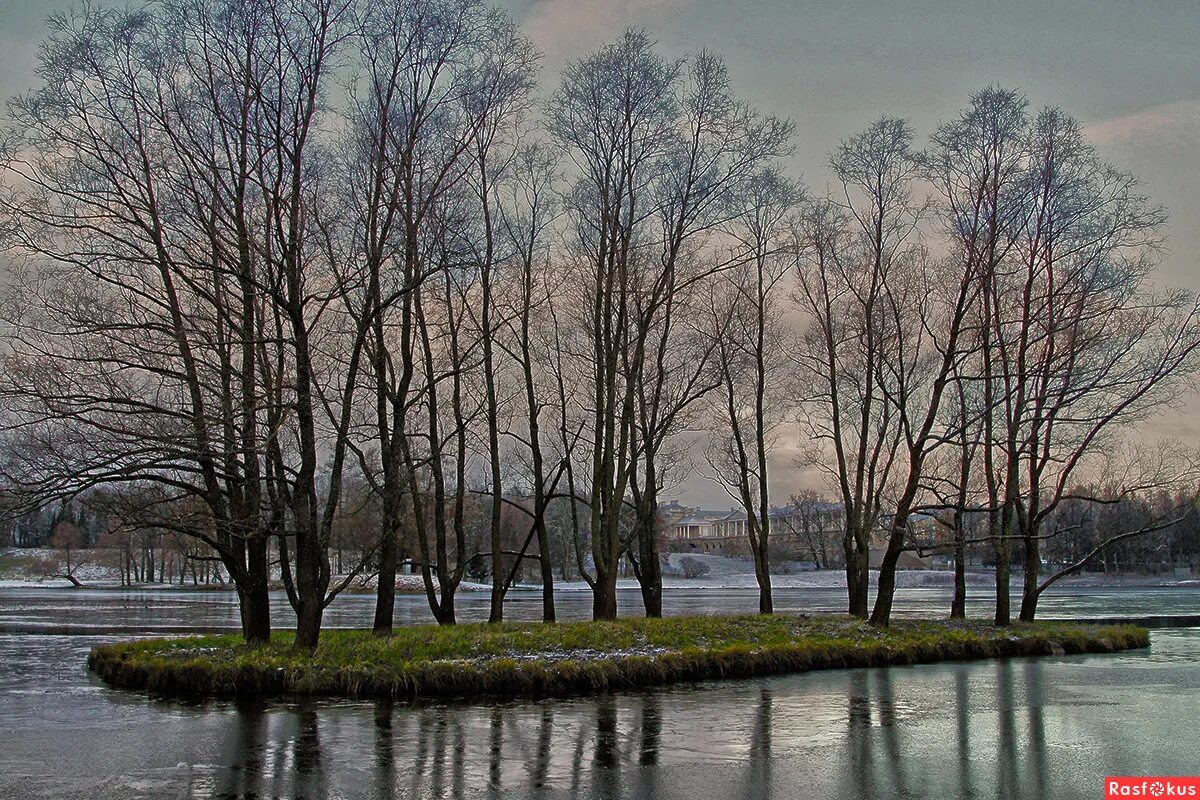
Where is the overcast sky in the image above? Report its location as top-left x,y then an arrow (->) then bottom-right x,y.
2,0 -> 1198,506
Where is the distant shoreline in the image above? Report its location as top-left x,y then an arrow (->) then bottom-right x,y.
7,546 -> 1194,594
3,571 -> 1196,593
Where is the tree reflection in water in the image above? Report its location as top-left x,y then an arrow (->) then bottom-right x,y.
373,700 -> 395,800
743,687 -> 773,799
201,659 -> 1070,799
956,668 -> 975,798
213,700 -> 267,798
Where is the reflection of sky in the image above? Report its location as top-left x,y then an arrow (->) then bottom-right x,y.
2,0 -> 1197,505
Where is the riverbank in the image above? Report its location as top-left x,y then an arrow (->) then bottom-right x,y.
87,614 -> 1148,701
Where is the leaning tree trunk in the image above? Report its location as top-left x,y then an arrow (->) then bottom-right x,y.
870,533 -> 904,626
751,527 -> 773,614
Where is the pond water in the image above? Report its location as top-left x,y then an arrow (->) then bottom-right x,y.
1,584 -> 1197,799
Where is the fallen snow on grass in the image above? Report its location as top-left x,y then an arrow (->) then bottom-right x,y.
341,573 -> 491,594
492,645 -> 673,663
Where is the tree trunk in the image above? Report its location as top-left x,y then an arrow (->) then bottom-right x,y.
435,591 -> 456,626
277,534 -> 300,612
753,541 -> 773,614
635,486 -> 663,618
870,535 -> 903,626
845,534 -> 870,618
231,540 -> 272,645
1018,533 -> 1040,622
373,516 -> 397,634
292,519 -> 328,651
951,520 -> 966,620
993,507 -> 1012,626
592,569 -> 619,620
242,536 -> 272,644
295,593 -> 322,652
535,516 -> 556,623
239,579 -> 271,645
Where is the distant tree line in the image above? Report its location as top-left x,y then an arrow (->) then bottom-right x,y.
1,0 -> 1197,648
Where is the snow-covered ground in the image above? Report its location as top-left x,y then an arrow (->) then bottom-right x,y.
341,573 -> 491,594
0,548 -> 129,588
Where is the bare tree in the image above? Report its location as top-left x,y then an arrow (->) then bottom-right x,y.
706,168 -> 800,613
626,51 -> 793,618
937,365 -> 986,618
43,519 -> 87,587
547,29 -> 678,620
497,144 -> 564,621
0,0 -> 379,650
459,17 -> 538,622
550,32 -> 791,619
1003,108 -> 1200,620
338,0 -> 534,629
779,490 -> 839,568
1026,449 -> 1200,611
792,119 -> 924,619
925,90 -> 1200,624
7,3 -> 1197,645
868,239 -> 980,627
925,87 -> 1030,625
0,1 -> 290,642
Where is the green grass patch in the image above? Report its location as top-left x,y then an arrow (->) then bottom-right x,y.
87,615 -> 1149,701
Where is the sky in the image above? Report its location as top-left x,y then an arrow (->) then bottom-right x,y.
2,0 -> 1198,507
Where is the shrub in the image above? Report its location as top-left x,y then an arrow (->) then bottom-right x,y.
679,556 -> 711,579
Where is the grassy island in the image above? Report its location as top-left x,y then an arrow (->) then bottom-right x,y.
88,615 -> 1148,701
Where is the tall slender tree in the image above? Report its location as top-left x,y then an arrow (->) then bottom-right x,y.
793,119 -> 924,618
706,168 -> 800,614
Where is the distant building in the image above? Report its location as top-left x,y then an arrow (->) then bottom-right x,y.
667,502 -> 848,561
657,500 -> 694,529
667,508 -> 731,551
666,500 -> 935,568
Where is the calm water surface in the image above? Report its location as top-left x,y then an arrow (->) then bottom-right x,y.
0,584 -> 1197,799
